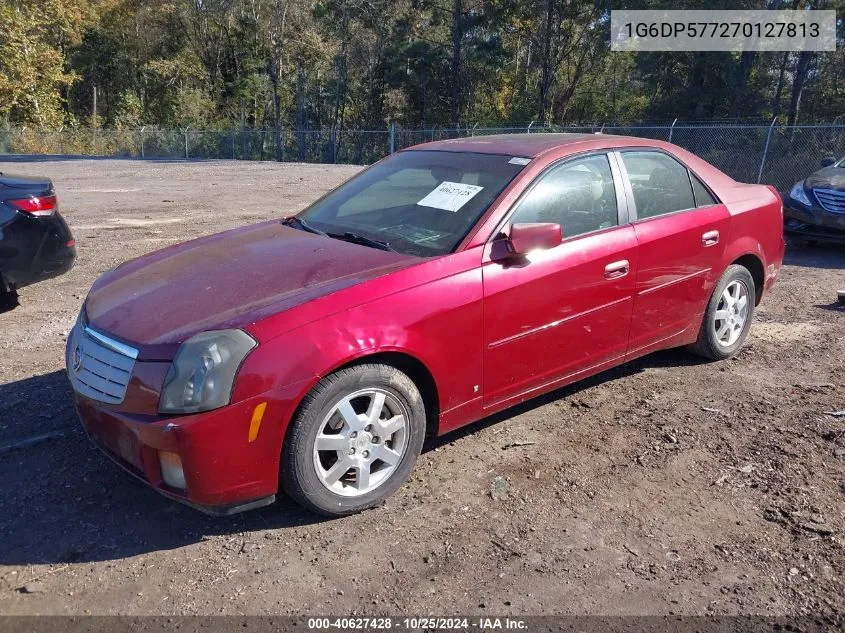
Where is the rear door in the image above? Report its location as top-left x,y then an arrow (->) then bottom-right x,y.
481,152 -> 638,407
616,149 -> 730,356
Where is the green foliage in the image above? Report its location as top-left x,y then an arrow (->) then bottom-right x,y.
0,0 -> 79,128
171,87 -> 218,128
0,0 -> 843,130
113,90 -> 142,128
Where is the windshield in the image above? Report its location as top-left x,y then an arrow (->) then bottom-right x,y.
296,150 -> 528,257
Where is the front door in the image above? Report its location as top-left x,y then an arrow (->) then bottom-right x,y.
482,152 -> 638,407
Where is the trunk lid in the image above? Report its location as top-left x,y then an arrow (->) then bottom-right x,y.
0,173 -> 53,200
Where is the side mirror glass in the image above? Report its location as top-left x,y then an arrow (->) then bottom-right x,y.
508,222 -> 562,256
821,156 -> 837,168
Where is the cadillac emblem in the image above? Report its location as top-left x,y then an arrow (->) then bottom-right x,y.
72,345 -> 83,373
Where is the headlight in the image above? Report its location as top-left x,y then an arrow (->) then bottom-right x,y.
789,182 -> 811,206
159,329 -> 257,414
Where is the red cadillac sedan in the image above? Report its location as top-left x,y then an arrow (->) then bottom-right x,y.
67,134 -> 785,516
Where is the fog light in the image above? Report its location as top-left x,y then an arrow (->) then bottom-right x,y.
158,451 -> 186,489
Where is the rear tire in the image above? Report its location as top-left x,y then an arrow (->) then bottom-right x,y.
281,363 -> 426,516
687,264 -> 756,361
0,288 -> 19,312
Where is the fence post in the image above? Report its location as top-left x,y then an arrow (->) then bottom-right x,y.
599,122 -> 606,133
231,130 -> 235,160
389,123 -> 395,154
668,118 -> 678,143
140,126 -> 146,158
184,127 -> 189,159
757,117 -> 777,184
431,125 -> 437,142
527,120 -> 534,134
471,122 -> 478,137
281,129 -> 286,161
241,99 -> 247,159
331,128 -> 337,164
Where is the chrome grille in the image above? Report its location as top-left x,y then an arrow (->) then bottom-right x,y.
68,324 -> 137,404
813,188 -> 845,214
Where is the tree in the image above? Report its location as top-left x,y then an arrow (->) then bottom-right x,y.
1,0 -> 844,133
0,0 -> 94,127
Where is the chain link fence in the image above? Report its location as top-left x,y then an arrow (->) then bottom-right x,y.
2,123 -> 844,192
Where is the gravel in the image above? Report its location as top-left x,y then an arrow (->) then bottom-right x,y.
0,158 -> 843,617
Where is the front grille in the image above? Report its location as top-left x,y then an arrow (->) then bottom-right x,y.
813,188 -> 845,214
68,325 -> 137,404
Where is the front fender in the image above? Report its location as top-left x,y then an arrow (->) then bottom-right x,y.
234,264 -> 484,428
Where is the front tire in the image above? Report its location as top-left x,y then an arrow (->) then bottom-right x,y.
688,264 -> 756,361
281,363 -> 426,516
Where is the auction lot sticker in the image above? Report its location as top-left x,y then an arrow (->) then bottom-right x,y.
418,182 -> 484,212
611,10 -> 836,52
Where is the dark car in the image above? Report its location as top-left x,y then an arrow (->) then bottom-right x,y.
784,155 -> 845,243
0,172 -> 76,306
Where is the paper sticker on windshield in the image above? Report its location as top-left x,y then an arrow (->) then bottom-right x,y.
509,157 -> 531,165
417,181 -> 483,212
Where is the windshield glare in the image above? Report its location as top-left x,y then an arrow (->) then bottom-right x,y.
297,150 -> 528,257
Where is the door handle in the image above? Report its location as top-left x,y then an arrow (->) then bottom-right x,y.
604,259 -> 629,279
702,230 -> 720,246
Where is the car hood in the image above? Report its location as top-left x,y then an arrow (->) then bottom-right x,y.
805,166 -> 845,191
84,221 -> 418,350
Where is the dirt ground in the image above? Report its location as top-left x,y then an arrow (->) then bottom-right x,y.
0,158 -> 843,618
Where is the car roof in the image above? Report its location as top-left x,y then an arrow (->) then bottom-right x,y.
405,133 -> 659,158
403,131 -> 741,194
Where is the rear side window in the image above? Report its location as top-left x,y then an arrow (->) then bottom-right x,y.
691,172 -> 717,207
621,151 -> 696,219
510,154 -> 618,239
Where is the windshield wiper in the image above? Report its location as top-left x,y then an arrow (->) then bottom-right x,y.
282,216 -> 326,235
284,217 -> 394,251
328,231 -> 395,252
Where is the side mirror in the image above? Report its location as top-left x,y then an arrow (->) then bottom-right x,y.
508,222 -> 562,255
821,156 -> 837,168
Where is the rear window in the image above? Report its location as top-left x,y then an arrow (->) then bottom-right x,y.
691,172 -> 717,207
621,151 -> 696,219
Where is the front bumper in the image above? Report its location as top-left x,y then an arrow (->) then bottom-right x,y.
784,201 -> 845,242
70,361 -> 313,514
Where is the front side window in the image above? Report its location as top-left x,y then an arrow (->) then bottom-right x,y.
509,154 -> 618,239
621,151 -> 696,219
297,150 -> 526,257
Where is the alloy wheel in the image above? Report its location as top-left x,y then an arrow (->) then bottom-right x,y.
713,280 -> 749,347
312,388 -> 409,497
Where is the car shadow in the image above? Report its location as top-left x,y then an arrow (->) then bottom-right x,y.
0,370 -> 321,567
784,240 -> 845,270
815,301 -> 845,313
425,347 -> 704,450
0,348 -> 703,566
